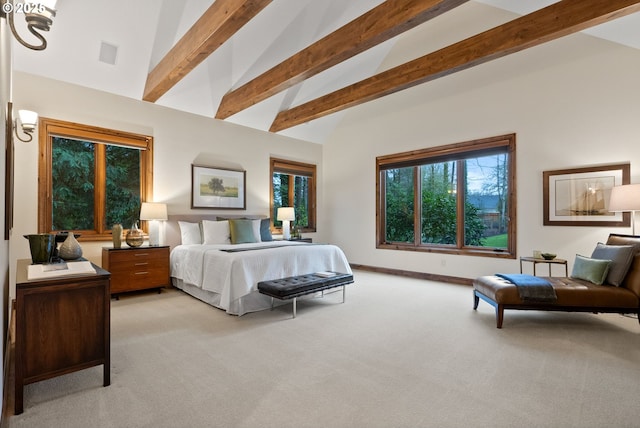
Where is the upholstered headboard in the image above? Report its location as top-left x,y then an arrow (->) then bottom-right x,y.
166,214 -> 267,250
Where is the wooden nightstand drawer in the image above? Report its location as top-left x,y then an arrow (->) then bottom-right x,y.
102,246 -> 170,295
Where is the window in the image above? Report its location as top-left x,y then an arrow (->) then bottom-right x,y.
270,158 -> 316,232
38,118 -> 153,240
376,134 -> 516,258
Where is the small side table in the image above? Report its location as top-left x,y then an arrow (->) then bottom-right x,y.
520,256 -> 568,276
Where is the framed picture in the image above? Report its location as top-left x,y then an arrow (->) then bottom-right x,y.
191,164 -> 246,210
543,163 -> 630,227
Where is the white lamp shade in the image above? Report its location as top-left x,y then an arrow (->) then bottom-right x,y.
277,207 -> 295,222
608,184 -> 640,212
139,202 -> 168,220
18,110 -> 38,131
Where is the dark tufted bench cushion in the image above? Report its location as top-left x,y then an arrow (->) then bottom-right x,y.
258,272 -> 353,317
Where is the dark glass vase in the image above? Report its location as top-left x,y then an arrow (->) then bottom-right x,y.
24,234 -> 56,264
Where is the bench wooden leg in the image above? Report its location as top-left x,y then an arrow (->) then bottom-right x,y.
496,304 -> 504,329
292,297 -> 297,318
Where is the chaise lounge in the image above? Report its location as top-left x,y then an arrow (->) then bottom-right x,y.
473,234 -> 640,328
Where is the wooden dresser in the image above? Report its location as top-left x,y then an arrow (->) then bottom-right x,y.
15,259 -> 110,414
102,246 -> 170,296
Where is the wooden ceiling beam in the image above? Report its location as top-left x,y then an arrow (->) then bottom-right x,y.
215,0 -> 469,120
270,0 -> 640,132
143,0 -> 272,103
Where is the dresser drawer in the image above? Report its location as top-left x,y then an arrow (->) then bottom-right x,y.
108,248 -> 167,264
102,246 -> 170,295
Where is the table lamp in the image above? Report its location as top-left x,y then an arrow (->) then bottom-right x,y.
608,184 -> 640,235
140,202 -> 168,246
277,207 -> 295,240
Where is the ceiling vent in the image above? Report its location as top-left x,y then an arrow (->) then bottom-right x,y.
99,42 -> 118,65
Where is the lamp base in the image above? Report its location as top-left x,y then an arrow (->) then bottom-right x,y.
148,220 -> 160,246
282,220 -> 291,240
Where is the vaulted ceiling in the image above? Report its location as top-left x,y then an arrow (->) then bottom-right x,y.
10,0 -> 640,144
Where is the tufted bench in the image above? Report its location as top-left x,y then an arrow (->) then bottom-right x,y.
258,272 -> 354,318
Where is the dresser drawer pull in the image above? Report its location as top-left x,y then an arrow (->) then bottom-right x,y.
135,262 -> 149,266
134,253 -> 149,257
134,271 -> 149,275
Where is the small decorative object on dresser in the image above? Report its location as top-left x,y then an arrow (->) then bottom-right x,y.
112,223 -> 123,249
125,221 -> 144,247
58,231 -> 83,260
102,246 -> 170,298
24,234 -> 55,264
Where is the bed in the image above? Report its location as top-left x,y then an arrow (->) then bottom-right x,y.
167,215 -> 352,315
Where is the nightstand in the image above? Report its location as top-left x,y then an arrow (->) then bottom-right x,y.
287,238 -> 312,243
102,246 -> 170,297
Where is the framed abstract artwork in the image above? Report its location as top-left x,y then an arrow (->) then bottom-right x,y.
191,164 -> 246,210
543,163 -> 630,227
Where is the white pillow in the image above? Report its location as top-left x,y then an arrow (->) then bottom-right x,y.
252,219 -> 262,243
178,221 -> 202,245
202,220 -> 231,244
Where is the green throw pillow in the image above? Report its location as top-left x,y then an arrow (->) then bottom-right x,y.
229,219 -> 258,244
571,254 -> 611,285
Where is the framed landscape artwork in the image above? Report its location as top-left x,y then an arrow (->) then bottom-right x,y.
543,163 -> 630,227
191,164 -> 246,209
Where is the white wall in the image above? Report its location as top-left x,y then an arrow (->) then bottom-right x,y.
10,72 -> 323,298
323,25 -> 640,280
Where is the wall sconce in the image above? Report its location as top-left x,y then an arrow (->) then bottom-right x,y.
3,0 -> 57,51
14,108 -> 38,142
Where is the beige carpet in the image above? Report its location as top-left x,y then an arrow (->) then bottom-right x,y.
7,270 -> 640,428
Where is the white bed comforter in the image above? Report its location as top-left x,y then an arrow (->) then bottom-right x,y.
170,241 -> 352,314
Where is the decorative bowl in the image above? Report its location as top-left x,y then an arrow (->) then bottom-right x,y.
541,253 -> 557,260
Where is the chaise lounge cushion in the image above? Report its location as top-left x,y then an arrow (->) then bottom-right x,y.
473,275 -> 639,308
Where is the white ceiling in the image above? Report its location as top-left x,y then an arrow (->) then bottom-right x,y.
10,0 -> 640,144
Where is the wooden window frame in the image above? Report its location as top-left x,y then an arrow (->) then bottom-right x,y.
270,157 -> 316,233
376,134 -> 516,258
38,118 -> 153,240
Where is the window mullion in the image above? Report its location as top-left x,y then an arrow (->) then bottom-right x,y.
414,166 -> 421,246
95,144 -> 107,234
288,174 -> 295,209
456,160 -> 465,249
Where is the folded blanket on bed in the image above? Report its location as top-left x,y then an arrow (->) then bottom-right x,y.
495,273 -> 557,303
220,243 -> 314,252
